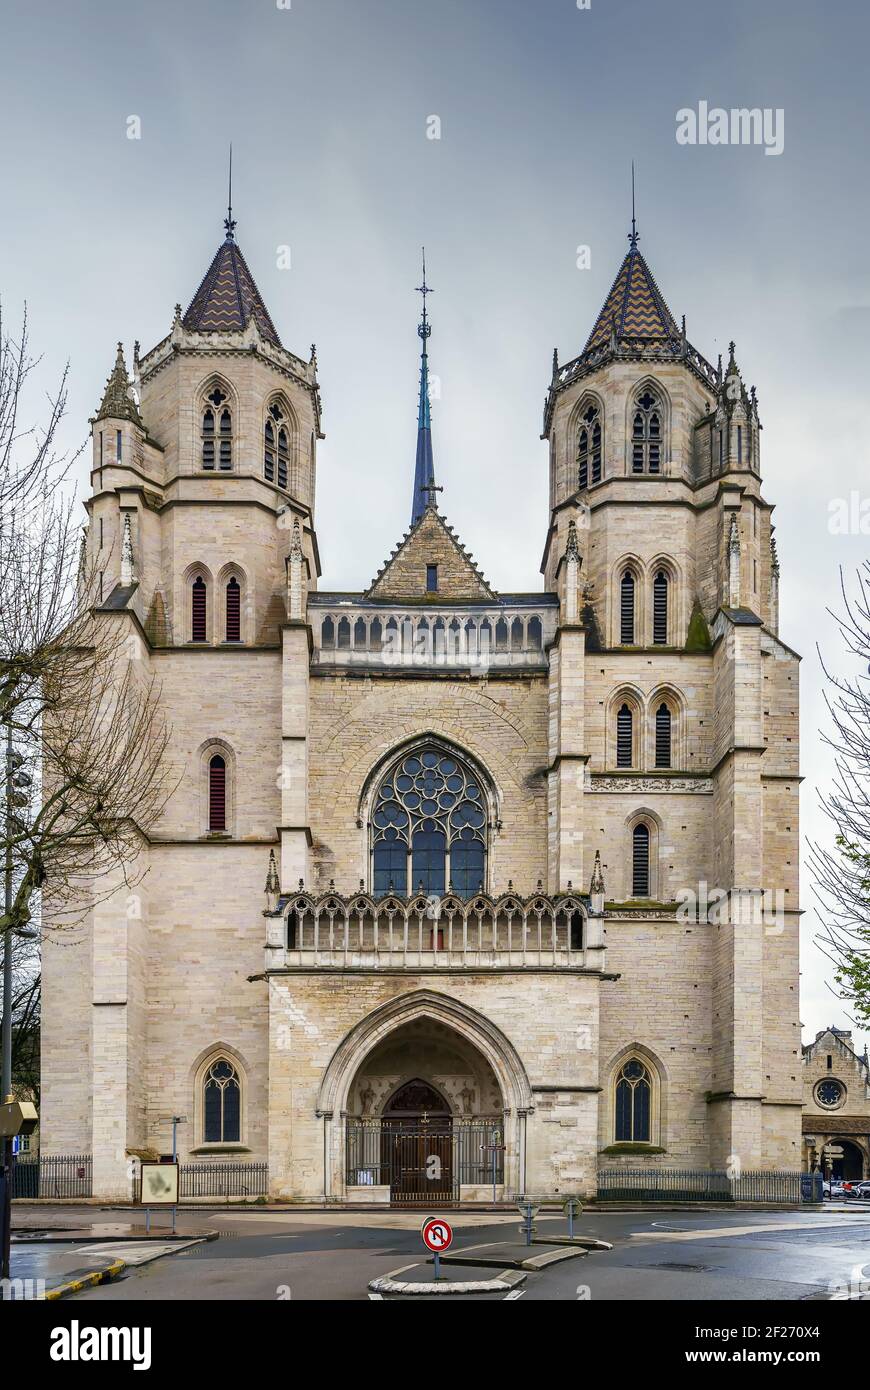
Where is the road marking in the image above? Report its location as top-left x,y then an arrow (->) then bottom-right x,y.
632,1217 -> 870,1243
503,1288 -> 525,1299
368,1292 -> 384,1300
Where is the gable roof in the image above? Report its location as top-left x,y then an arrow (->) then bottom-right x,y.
183,236 -> 281,346
366,506 -> 495,602
583,244 -> 680,353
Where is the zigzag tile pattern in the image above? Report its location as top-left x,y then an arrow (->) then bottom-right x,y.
583,247 -> 679,353
183,238 -> 281,346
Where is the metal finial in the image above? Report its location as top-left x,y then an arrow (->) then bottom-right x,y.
628,161 -> 639,249
415,246 -> 433,341
224,143 -> 237,240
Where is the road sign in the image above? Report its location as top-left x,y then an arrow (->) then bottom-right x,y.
421,1217 -> 453,1253
825,1145 -> 844,1157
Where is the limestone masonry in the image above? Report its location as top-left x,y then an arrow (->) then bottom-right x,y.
40,212 -> 803,1202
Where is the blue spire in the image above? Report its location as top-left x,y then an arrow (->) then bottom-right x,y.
411,248 -> 436,526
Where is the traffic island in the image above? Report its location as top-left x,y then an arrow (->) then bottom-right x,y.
435,1240 -> 589,1271
369,1262 -> 526,1297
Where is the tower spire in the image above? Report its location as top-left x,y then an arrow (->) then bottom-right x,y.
224,143 -> 236,241
411,247 -> 436,526
628,161 -> 639,249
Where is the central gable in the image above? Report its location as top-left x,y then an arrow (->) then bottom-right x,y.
366,507 -> 495,602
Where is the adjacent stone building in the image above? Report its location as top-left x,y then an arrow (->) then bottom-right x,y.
802,1027 -> 870,1180
40,207 -> 803,1202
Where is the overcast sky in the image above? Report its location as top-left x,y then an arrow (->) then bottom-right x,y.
2,0 -> 869,1056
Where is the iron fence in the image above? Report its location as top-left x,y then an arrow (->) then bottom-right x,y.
597,1167 -> 823,1205
346,1120 -> 504,1204
178,1161 -> 268,1199
12,1154 -> 92,1199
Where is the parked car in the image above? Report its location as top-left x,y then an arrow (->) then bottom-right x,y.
851,1180 -> 870,1199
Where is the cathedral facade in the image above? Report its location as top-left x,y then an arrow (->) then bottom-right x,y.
40,211 -> 803,1202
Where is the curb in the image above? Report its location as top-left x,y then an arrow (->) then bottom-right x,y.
45,1259 -> 126,1301
369,1266 -> 525,1297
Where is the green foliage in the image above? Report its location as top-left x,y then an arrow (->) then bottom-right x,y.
828,835 -> 870,1028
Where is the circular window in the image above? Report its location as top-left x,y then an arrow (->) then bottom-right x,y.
816,1078 -> 845,1108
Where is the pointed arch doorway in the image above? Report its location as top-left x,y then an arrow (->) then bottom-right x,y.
381,1079 -> 453,1204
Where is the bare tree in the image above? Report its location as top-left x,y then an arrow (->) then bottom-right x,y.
0,302 -> 176,953
808,563 -> 870,1029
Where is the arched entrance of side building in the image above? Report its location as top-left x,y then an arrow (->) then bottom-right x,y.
317,990 -> 532,1205
830,1138 -> 866,1181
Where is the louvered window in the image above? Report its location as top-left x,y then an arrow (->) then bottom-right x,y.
225,578 -> 241,642
577,404 -> 602,489
264,421 -> 275,482
655,703 -> 672,768
209,755 -> 226,831
265,403 -> 290,489
191,577 -> 207,642
652,570 -> 668,644
219,410 -> 232,470
202,410 -> 215,470
632,389 -> 662,473
620,570 -> 635,644
632,823 -> 650,896
616,704 -> 633,768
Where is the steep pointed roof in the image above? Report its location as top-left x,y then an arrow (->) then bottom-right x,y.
367,505 -> 495,601
183,234 -> 281,346
93,343 -> 143,426
583,243 -> 680,353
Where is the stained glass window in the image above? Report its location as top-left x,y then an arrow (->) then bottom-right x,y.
371,747 -> 487,898
203,1058 -> 240,1143
615,1058 -> 651,1142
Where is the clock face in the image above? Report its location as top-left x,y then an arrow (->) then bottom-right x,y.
817,1079 -> 844,1107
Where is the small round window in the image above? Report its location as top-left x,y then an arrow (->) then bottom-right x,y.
815,1078 -> 845,1108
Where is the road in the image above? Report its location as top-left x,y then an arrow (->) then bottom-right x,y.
22,1205 -> 868,1302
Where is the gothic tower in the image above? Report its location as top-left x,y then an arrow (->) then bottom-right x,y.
542,221 -> 801,1171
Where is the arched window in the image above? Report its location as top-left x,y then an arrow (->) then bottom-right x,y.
225,577 -> 241,642
219,409 -> 232,470
655,703 -> 672,768
371,745 -> 488,898
208,754 -> 226,831
191,576 -> 207,642
631,388 -> 662,474
202,387 -> 231,471
265,403 -> 290,489
652,570 -> 668,644
615,1058 -> 651,1142
577,402 -> 602,489
632,822 -> 650,896
620,570 -> 635,644
616,704 -> 633,768
203,1058 -> 240,1143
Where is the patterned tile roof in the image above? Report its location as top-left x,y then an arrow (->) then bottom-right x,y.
583,245 -> 680,353
183,236 -> 281,346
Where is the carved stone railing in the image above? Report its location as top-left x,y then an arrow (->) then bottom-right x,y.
264,889 -> 606,971
308,598 -> 559,672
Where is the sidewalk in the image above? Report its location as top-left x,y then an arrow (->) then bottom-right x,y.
7,1217 -> 216,1300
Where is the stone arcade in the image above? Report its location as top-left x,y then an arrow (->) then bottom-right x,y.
40,208 -> 803,1202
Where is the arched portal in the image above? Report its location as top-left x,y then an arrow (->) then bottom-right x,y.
319,990 -> 531,1204
831,1139 -> 865,1181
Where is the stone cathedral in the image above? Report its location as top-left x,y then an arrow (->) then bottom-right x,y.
41,208 -> 803,1203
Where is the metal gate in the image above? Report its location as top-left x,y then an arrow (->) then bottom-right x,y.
346,1120 -> 504,1205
